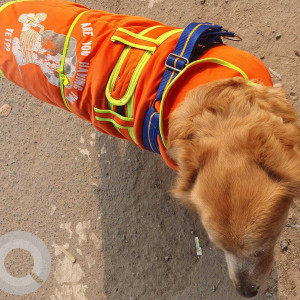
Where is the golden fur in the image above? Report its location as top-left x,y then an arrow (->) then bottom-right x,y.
167,77 -> 300,298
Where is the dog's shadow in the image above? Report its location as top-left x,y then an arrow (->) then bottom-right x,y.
96,136 -> 277,300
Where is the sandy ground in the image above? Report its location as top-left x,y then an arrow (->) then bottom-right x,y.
0,0 -> 299,299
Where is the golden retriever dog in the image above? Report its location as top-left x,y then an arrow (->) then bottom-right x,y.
1,1 -> 297,298
168,77 -> 300,298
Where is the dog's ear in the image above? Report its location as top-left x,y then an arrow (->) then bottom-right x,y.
250,122 -> 300,198
168,138 -> 214,201
257,161 -> 300,199
167,86 -> 218,201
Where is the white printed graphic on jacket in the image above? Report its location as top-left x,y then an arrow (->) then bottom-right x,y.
12,12 -> 77,88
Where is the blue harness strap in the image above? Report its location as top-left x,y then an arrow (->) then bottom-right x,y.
142,106 -> 161,153
142,22 -> 237,153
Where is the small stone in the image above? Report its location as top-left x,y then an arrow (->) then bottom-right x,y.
0,104 -> 12,117
121,235 -> 126,241
200,0 -> 205,4
260,56 -> 265,60
291,281 -> 296,290
276,34 -> 281,40
164,255 -> 171,261
281,240 -> 289,252
294,50 -> 300,57
290,92 -> 296,96
272,284 -> 278,293
225,0 -> 228,3
269,67 -> 282,80
265,291 -> 273,298
212,285 -> 217,292
273,82 -> 283,88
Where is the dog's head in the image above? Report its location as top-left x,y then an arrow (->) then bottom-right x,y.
168,77 -> 300,298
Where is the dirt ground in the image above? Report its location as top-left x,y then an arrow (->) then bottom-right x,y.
0,0 -> 299,299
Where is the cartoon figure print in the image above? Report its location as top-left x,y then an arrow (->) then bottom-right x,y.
12,12 -> 77,88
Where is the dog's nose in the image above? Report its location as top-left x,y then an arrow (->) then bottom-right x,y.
236,285 -> 258,298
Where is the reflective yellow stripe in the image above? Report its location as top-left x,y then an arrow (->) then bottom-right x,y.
0,0 -> 16,12
156,29 -> 183,45
116,28 -> 159,45
0,0 -> 35,13
95,117 -> 132,130
106,26 -> 183,144
159,58 -> 252,147
94,108 -> 133,121
58,11 -> 87,111
106,50 -> 153,107
126,27 -> 182,144
0,69 -> 6,79
248,81 -> 258,87
140,25 -> 163,35
105,47 -> 132,134
94,107 -> 136,141
124,85 -> 136,143
107,28 -> 183,107
106,50 -> 152,140
106,47 -> 132,107
111,36 -> 156,52
148,112 -> 157,152
128,127 -> 136,144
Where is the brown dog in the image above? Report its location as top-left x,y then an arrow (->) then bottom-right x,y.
168,77 -> 300,298
0,1 -> 297,298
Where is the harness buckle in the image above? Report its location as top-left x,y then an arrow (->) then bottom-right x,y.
165,53 -> 189,72
57,68 -> 69,86
222,32 -> 242,41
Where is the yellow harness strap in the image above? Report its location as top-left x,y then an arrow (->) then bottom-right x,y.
58,11 -> 87,112
159,57 -> 259,147
94,26 -> 183,144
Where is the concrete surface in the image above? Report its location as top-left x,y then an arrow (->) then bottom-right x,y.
0,0 -> 299,299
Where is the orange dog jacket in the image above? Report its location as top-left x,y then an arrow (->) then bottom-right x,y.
0,0 -> 272,168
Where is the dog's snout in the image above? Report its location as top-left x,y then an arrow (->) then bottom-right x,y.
235,270 -> 259,298
236,285 -> 258,298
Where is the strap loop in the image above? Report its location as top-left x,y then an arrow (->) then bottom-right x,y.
165,53 -> 189,72
57,69 -> 69,86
